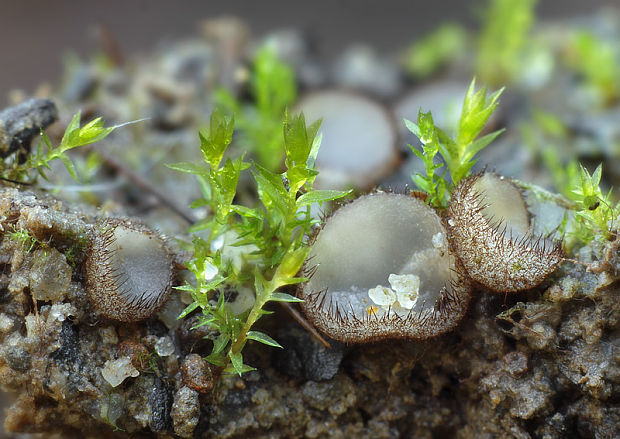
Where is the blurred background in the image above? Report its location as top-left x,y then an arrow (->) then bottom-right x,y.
0,0 -> 615,104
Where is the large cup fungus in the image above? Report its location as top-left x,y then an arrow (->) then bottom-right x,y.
299,192 -> 472,342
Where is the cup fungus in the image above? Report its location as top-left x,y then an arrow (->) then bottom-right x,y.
85,218 -> 173,321
446,172 -> 563,292
296,90 -> 398,190
299,192 -> 472,342
394,81 -> 468,144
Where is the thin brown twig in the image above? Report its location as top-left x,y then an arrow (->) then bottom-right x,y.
93,146 -> 197,224
279,301 -> 331,349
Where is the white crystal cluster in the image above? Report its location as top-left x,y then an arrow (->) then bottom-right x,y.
368,273 -> 420,312
101,357 -> 139,387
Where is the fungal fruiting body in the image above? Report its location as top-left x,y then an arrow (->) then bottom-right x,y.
299,193 -> 472,342
85,218 -> 173,321
296,90 -> 398,190
446,172 -> 563,292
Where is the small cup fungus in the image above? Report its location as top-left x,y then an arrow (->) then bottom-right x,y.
296,90 -> 398,190
446,173 -> 563,292
299,192 -> 472,342
85,218 -> 173,321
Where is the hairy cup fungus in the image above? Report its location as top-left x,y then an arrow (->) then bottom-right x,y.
296,90 -> 398,190
446,172 -> 563,292
394,81 -> 467,141
85,218 -> 173,321
299,192 -> 472,342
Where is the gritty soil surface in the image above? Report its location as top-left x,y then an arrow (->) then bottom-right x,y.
0,187 -> 618,438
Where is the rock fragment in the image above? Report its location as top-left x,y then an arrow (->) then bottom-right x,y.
0,98 -> 58,161
29,248 -> 72,302
101,357 -> 140,387
171,386 -> 200,439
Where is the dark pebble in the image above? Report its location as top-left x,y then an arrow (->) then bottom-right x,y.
50,320 -> 81,367
0,98 -> 58,160
6,347 -> 31,372
273,327 -> 344,381
149,375 -> 173,432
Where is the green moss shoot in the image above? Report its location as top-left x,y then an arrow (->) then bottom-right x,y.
169,109 -> 350,376
1,111 -> 118,184
403,23 -> 467,79
405,78 -> 504,207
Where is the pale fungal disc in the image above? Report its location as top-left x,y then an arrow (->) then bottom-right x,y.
394,81 -> 467,138
446,172 -> 563,292
296,90 -> 398,190
432,232 -> 445,250
472,173 -> 530,239
300,193 -> 472,342
86,218 -> 173,321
